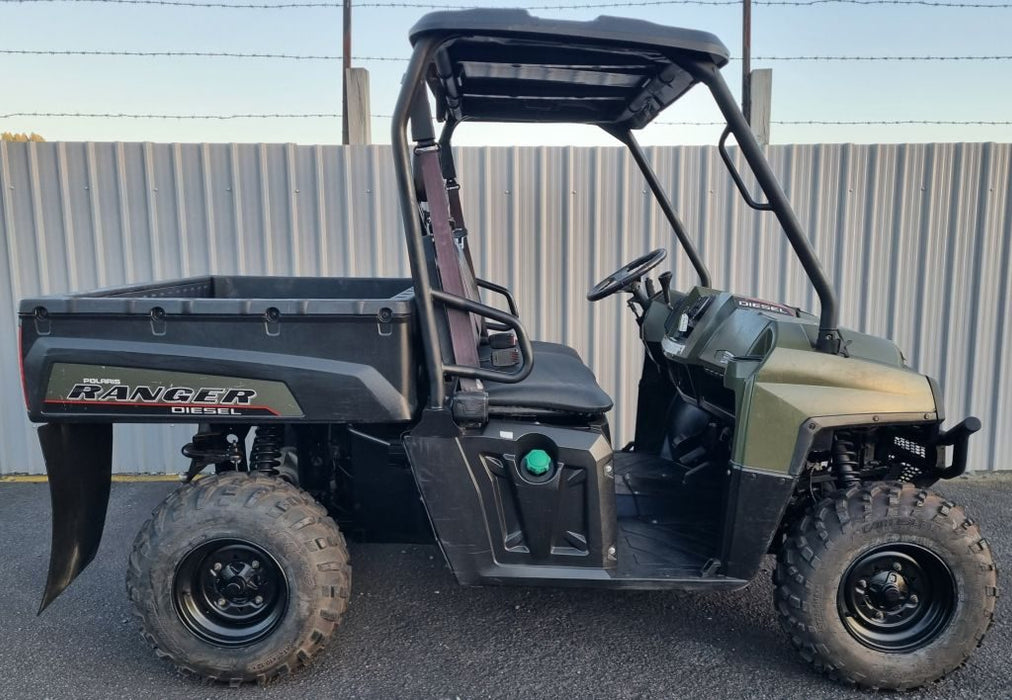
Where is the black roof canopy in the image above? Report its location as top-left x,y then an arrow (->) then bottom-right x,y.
409,9 -> 730,130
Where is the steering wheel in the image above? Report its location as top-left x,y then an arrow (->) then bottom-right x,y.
587,248 -> 668,302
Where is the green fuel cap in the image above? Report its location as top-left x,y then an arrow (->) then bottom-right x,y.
523,449 -> 552,476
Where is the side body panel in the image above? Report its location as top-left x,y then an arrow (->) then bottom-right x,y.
737,344 -> 937,475
405,411 -> 620,587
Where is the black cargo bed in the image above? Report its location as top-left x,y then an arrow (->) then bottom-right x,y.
19,276 -> 419,424
33,276 -> 415,315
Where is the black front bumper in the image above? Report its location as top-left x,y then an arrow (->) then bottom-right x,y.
934,417 -> 982,478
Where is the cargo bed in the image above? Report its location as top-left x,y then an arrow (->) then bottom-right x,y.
19,276 -> 419,423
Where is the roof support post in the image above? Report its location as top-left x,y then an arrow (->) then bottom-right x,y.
608,127 -> 711,288
437,117 -> 458,176
392,37 -> 447,407
692,62 -> 841,353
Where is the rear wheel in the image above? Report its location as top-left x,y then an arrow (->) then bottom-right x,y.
126,472 -> 351,684
775,482 -> 997,690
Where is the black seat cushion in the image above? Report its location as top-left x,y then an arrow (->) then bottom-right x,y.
530,340 -> 579,358
485,341 -> 613,415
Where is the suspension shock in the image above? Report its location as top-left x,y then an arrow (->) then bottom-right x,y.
832,432 -> 861,488
249,424 -> 284,473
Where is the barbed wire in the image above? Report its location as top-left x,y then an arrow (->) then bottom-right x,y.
0,49 -> 405,60
749,54 -> 1012,61
1,112 -> 1009,125
0,111 -> 351,119
1,0 -> 1010,8
524,0 -> 1012,5
4,49 -> 1012,62
656,119 -> 1012,125
779,119 -> 1012,125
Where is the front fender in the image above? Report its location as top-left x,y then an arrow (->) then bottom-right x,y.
736,346 -> 937,474
37,423 -> 112,613
721,465 -> 797,580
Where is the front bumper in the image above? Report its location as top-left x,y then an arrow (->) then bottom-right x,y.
933,416 -> 982,478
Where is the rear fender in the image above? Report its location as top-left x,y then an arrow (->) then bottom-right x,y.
37,423 -> 113,613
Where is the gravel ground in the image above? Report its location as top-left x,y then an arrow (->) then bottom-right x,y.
0,475 -> 1007,699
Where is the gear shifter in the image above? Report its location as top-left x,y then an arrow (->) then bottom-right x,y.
658,271 -> 672,304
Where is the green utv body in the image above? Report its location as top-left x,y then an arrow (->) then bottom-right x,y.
18,9 -> 995,690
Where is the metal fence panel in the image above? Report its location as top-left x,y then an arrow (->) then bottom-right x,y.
1,141 -> 1008,474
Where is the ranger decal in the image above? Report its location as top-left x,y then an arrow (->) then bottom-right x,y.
45,363 -> 303,418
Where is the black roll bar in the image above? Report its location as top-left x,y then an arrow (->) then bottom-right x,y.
396,37 -> 843,401
690,60 -> 842,354
430,290 -> 534,384
717,126 -> 773,212
608,127 -> 712,288
437,118 -> 458,179
392,36 -> 447,408
475,278 -> 519,316
475,278 -> 520,332
394,37 -> 538,407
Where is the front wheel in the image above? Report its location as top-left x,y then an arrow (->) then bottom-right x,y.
126,472 -> 351,684
775,482 -> 997,690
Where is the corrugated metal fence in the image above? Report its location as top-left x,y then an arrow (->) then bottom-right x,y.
1,141 -> 1009,474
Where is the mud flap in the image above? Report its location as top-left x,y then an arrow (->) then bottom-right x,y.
37,423 -> 113,613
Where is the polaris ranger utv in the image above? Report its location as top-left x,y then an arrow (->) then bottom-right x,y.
18,9 -> 995,690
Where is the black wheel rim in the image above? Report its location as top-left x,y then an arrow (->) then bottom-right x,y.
173,538 -> 289,647
838,543 -> 956,653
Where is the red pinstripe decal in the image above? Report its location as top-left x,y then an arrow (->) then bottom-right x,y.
44,398 -> 281,416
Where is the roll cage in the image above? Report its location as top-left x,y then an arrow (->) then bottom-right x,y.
391,9 -> 843,410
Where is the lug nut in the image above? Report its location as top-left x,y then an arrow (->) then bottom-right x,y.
251,560 -> 260,569
254,595 -> 264,605
212,562 -> 222,572
874,611 -> 885,620
909,594 -> 919,605
892,562 -> 902,572
217,597 -> 227,607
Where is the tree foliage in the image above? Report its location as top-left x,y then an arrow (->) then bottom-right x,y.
1,132 -> 46,142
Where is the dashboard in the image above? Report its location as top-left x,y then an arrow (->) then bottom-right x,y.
654,288 -> 804,420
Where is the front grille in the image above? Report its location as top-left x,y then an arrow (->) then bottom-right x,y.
894,436 -> 927,459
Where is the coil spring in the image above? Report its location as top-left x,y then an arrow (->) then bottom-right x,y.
249,424 -> 284,472
833,433 -> 861,488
